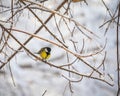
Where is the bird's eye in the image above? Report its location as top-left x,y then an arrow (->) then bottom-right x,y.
47,48 -> 51,52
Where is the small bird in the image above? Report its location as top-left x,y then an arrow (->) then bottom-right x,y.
37,47 -> 51,61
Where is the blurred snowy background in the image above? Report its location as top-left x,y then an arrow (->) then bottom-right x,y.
0,0 -> 120,96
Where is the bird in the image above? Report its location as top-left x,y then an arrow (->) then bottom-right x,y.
37,47 -> 51,61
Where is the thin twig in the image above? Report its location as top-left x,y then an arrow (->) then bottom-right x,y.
54,15 -> 65,43
62,74 -> 83,82
116,2 -> 120,96
9,62 -> 16,86
42,90 -> 47,96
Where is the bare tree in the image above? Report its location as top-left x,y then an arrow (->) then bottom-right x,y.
0,0 -> 119,96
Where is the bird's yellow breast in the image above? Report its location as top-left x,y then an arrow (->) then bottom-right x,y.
40,50 -> 50,60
